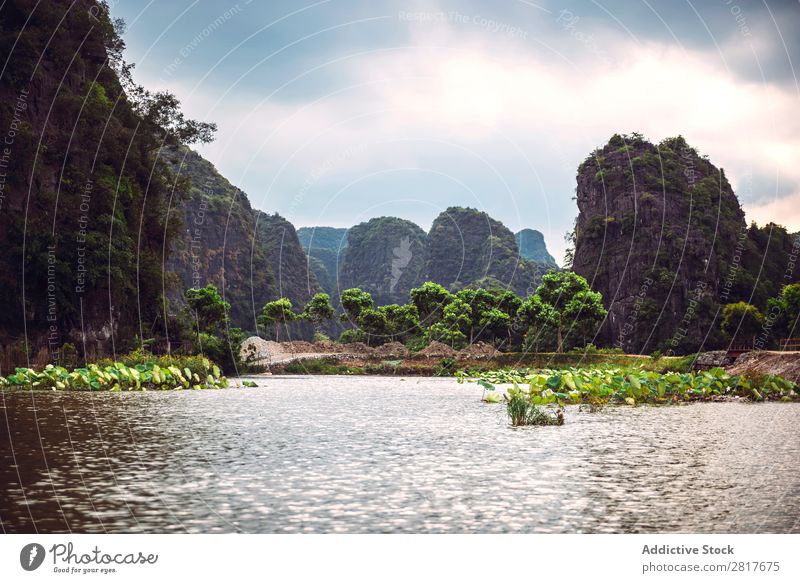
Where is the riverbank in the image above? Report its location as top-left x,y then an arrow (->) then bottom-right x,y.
249,339 -> 800,383
245,338 -> 696,376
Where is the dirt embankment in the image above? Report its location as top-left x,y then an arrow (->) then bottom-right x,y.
726,351 -> 800,383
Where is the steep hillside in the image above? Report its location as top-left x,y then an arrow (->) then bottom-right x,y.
425,207 -> 544,296
572,134 -> 746,353
338,217 -> 427,304
163,147 -> 318,332
0,0 -> 213,363
297,226 -> 348,295
516,229 -> 557,267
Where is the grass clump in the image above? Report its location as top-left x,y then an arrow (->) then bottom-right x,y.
506,390 -> 563,427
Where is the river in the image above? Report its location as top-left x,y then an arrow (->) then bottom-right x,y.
1,376 -> 798,533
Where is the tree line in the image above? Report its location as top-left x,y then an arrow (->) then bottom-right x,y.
180,275 -> 799,373
258,271 -> 607,351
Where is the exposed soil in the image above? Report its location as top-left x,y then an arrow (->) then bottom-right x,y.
726,351 -> 800,383
459,342 -> 499,360
373,342 -> 411,359
417,341 -> 458,359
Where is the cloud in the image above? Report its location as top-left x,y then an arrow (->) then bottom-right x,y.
129,2 -> 800,260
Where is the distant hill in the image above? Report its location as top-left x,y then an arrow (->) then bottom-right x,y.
296,227 -> 348,295
516,229 -> 557,267
297,226 -> 348,252
300,210 -> 554,300
425,207 -> 546,296
339,217 -> 427,304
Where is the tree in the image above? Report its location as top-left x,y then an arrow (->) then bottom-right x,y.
441,298 -> 473,338
259,298 -> 297,341
456,288 -> 493,342
183,285 -> 242,373
378,304 -> 420,342
766,283 -> 800,341
721,302 -> 763,343
517,272 -> 607,352
562,289 -> 607,349
494,290 -> 523,318
427,322 -> 468,349
302,293 -> 334,328
517,294 -> 559,351
427,298 -> 472,349
358,308 -> 388,346
339,288 -> 374,325
479,308 -> 512,346
184,284 -> 230,334
410,282 -> 452,326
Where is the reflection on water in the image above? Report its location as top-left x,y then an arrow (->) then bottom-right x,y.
1,376 -> 798,533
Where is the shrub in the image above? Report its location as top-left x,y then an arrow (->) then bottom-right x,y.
339,329 -> 366,344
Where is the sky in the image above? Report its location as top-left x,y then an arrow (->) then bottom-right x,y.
113,0 -> 800,263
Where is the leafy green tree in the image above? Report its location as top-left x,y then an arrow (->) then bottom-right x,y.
426,298 -> 472,349
517,272 -> 607,352
494,290 -> 523,318
517,294 -> 559,351
562,289 -> 607,349
479,308 -> 512,346
410,282 -> 452,326
302,293 -> 334,328
427,322 -> 468,349
766,283 -> 800,341
339,288 -> 374,324
183,285 -> 242,373
721,302 -> 763,342
456,288 -> 492,342
378,304 -> 420,342
358,308 -> 388,346
185,284 -> 230,333
441,298 -> 473,338
259,298 -> 297,341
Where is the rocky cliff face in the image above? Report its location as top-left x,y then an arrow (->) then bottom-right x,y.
338,217 -> 427,304
300,210 -> 553,301
163,147 -> 318,333
426,207 -> 544,296
572,134 -> 746,353
516,229 -> 557,267
297,226 -> 348,295
0,0 -> 195,362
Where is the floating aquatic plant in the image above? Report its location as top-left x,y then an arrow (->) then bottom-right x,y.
458,366 -> 798,426
0,357 -> 228,391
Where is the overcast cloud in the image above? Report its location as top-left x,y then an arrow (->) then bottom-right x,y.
115,0 -> 800,262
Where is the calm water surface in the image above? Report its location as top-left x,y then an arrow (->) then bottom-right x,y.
1,376 -> 798,533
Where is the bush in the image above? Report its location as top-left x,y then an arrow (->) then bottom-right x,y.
433,357 -> 457,377
339,329 -> 366,344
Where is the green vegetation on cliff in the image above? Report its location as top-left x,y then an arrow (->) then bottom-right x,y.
162,147 -> 319,335
339,217 -> 427,304
425,207 -> 546,296
0,0 -> 214,364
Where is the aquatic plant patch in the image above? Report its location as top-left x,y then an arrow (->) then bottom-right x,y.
0,358 -> 228,391
458,366 -> 799,407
